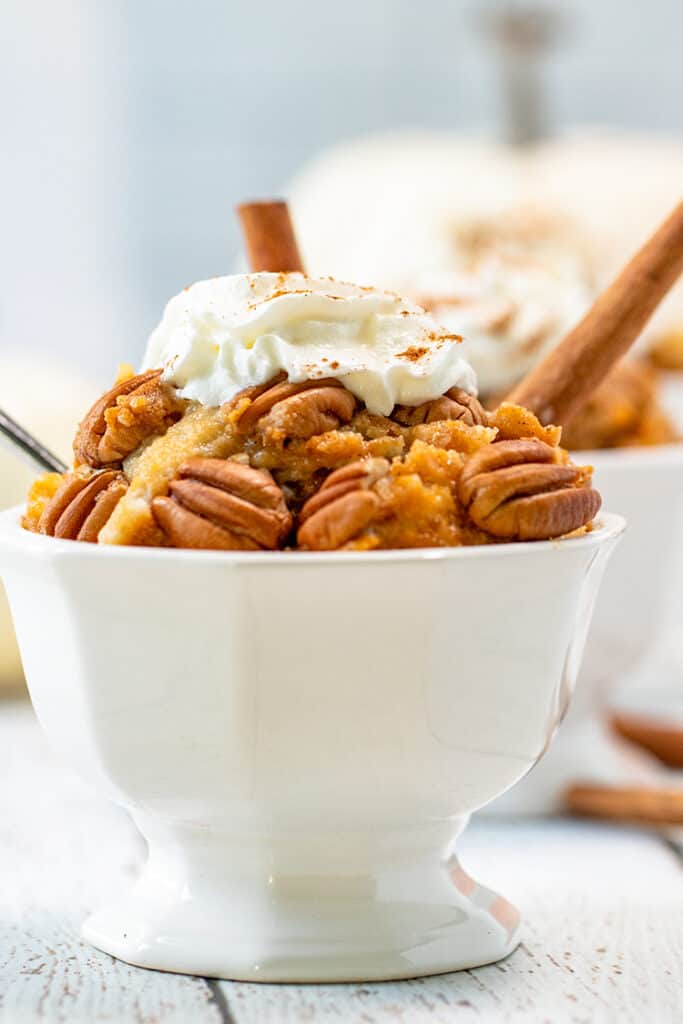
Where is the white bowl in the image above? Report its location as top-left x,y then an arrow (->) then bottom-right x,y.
489,444 -> 683,814
578,443 -> 683,699
0,507 -> 623,982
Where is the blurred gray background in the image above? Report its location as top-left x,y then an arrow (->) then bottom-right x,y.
1,0 -> 682,380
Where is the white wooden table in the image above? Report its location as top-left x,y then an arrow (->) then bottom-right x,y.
1,701 -> 681,1023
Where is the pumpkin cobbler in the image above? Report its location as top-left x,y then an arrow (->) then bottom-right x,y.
23,273 -> 600,551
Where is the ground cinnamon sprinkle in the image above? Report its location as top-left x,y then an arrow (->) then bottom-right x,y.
396,346 -> 429,362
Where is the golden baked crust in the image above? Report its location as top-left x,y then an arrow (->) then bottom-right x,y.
24,369 -> 602,550
23,473 -> 65,533
99,404 -> 242,546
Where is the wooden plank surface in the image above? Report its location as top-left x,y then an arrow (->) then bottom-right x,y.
222,826 -> 683,1024
0,702 -> 222,1024
1,701 -> 681,1023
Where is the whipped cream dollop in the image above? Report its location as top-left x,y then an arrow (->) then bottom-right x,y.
142,273 -> 477,416
415,249 -> 592,396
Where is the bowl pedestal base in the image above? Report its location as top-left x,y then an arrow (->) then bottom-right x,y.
81,817 -> 520,982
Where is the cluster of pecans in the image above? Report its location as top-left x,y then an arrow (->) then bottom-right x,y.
32,369 -> 600,551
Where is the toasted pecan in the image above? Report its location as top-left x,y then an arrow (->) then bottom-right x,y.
261,386 -> 357,442
151,458 -> 292,550
458,439 -> 601,540
74,370 -> 185,468
393,388 -> 488,428
297,458 -> 389,550
37,470 -> 127,542
235,376 -> 356,439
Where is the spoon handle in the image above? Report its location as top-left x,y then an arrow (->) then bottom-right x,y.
0,407 -> 68,474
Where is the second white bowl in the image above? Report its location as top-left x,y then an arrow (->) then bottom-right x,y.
490,442 -> 683,813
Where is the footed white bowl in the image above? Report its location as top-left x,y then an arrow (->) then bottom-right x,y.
0,507 -> 623,982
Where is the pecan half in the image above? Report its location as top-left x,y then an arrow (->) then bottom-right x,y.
38,470 -> 127,542
151,458 -> 292,550
74,370 -> 185,468
235,376 -> 356,440
393,388 -> 488,427
458,439 -> 601,540
297,458 -> 390,550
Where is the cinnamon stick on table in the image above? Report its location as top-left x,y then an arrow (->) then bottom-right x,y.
508,199 -> 683,426
565,782 -> 683,827
236,200 -> 305,273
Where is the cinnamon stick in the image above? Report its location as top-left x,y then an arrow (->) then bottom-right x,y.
236,200 -> 305,273
507,199 -> 683,425
611,713 -> 683,769
565,782 -> 683,826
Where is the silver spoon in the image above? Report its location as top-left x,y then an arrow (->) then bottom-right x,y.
0,407 -> 68,474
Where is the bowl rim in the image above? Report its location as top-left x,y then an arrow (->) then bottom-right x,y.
0,505 -> 625,567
